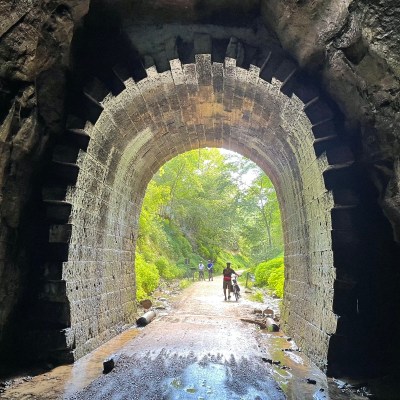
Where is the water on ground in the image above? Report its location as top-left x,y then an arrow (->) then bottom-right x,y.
0,277 -> 382,399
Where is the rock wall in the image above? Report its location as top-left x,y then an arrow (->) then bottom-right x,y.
0,0 -> 89,370
261,0 -> 400,241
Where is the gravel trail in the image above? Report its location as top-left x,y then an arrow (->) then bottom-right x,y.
69,277 -> 285,400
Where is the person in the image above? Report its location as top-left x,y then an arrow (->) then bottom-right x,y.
207,260 -> 214,281
222,262 -> 240,300
198,261 -> 205,281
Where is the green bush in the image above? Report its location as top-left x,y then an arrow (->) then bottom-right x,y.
155,257 -> 172,279
254,256 -> 284,286
155,257 -> 188,280
138,240 -> 155,263
135,285 -> 148,302
162,221 -> 193,260
179,280 -> 192,290
250,291 -> 264,303
135,254 -> 160,300
268,265 -> 284,298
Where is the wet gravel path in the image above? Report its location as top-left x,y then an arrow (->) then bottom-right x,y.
68,278 -> 286,400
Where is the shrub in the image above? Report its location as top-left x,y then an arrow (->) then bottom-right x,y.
135,254 -> 160,300
135,285 -> 148,302
254,256 -> 284,286
162,221 -> 193,260
268,265 -> 284,298
155,257 -> 172,279
179,280 -> 192,290
138,240 -> 155,263
155,257 -> 188,280
250,291 -> 264,303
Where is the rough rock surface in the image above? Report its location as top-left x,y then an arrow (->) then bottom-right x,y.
0,0 -> 89,372
261,0 -> 400,232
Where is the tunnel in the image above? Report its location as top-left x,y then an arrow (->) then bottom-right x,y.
0,0 -> 399,382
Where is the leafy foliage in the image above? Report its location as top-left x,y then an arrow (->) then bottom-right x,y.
135,148 -> 284,299
250,291 -> 264,303
254,256 -> 285,298
135,253 -> 160,301
268,265 -> 284,298
255,257 -> 284,286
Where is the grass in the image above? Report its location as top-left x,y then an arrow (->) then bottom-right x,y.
179,280 -> 193,290
250,291 -> 264,303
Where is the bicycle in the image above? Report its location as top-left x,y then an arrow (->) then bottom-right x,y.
232,274 -> 240,301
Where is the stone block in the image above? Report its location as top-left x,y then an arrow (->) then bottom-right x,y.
49,224 -> 73,243
259,51 -> 284,83
194,33 -> 212,55
323,163 -> 357,191
274,58 -> 298,84
333,280 -> 358,317
195,54 -> 212,86
34,300 -> 71,327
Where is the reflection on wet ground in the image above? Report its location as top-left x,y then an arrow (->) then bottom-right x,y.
68,352 -> 285,400
163,359 -> 281,400
257,331 -> 327,399
255,330 -> 368,400
0,277 -> 385,399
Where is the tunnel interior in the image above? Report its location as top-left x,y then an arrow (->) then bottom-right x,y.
0,0 -> 399,382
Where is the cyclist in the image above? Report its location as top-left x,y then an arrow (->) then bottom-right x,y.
207,260 -> 214,281
222,262 -> 240,301
198,261 -> 205,281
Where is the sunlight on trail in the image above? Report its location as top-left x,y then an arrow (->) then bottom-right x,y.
162,360 -> 284,400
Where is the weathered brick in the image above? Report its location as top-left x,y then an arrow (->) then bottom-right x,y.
45,54 -> 361,374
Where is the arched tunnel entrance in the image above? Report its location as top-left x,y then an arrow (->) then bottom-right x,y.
37,52 -> 370,376
1,0 -> 399,385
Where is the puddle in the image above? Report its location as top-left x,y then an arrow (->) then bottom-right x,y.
163,361 -> 284,400
257,330 -> 368,400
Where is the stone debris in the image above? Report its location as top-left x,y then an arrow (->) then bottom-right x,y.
262,308 -> 275,318
103,354 -> 120,374
261,357 -> 273,364
139,299 -> 152,309
240,318 -> 267,329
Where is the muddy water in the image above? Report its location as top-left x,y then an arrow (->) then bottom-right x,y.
256,326 -> 370,400
0,328 -> 140,399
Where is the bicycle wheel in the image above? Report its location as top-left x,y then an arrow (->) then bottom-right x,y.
234,287 -> 239,301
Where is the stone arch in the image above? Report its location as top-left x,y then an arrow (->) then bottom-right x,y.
39,52 -> 360,375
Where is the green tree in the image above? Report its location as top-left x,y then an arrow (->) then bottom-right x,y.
136,148 -> 284,295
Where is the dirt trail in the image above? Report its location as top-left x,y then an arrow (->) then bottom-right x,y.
66,277 -> 285,399
1,277 -> 373,400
